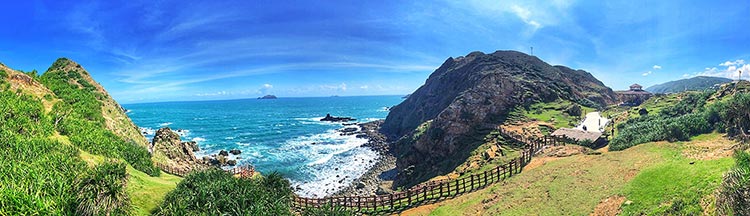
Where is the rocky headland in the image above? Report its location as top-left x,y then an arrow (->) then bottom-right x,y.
151,127 -> 246,174
380,50 -> 618,187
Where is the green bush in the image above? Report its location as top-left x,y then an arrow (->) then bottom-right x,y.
154,170 -> 294,215
301,204 -> 352,216
76,161 -> 131,216
609,92 -> 750,151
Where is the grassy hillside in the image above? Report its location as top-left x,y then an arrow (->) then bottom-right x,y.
0,60 -> 174,214
402,133 -> 736,215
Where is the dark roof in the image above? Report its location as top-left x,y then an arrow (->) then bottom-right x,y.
551,128 -> 602,142
630,83 -> 643,88
616,90 -> 652,95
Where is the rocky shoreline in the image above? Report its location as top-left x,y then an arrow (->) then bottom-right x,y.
332,120 -> 398,197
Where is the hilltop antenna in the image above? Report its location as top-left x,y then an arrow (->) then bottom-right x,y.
740,70 -> 743,81
530,46 -> 534,56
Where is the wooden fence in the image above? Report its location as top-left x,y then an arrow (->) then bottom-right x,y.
290,129 -> 567,213
155,162 -> 255,178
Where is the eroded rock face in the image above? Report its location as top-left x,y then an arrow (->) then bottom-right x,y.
381,50 -> 618,187
152,127 -> 203,171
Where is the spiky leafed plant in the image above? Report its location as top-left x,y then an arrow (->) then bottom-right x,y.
717,150 -> 750,216
75,161 -> 131,216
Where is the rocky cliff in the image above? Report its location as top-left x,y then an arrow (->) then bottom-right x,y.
152,127 -> 206,173
381,50 -> 617,187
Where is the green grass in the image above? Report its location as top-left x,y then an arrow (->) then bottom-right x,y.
417,134 -> 736,216
76,148 -> 181,215
518,100 -> 595,129
620,136 -> 734,215
127,165 -> 182,215
621,157 -> 732,215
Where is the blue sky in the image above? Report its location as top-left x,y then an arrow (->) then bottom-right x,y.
1,0 -> 749,103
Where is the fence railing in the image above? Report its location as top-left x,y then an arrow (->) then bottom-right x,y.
290,128 -> 567,213
155,162 -> 255,178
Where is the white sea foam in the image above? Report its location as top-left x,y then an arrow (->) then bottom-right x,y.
159,122 -> 173,127
175,129 -> 190,137
363,118 -> 381,122
377,107 -> 389,112
191,137 -> 206,142
225,136 -> 235,140
280,128 -> 378,198
139,127 -> 155,135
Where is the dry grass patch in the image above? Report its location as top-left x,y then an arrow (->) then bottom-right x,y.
591,195 -> 625,216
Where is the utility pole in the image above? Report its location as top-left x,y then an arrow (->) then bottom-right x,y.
530,47 -> 534,56
740,70 -> 743,81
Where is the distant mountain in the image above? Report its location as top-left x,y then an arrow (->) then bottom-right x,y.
381,50 -> 618,187
646,76 -> 732,94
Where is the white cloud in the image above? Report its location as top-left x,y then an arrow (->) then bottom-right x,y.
257,83 -> 273,95
652,65 -> 662,70
510,5 -> 542,30
719,59 -> 745,67
642,71 -> 652,76
693,59 -> 750,79
320,83 -> 347,92
195,91 -> 228,97
359,85 -> 369,90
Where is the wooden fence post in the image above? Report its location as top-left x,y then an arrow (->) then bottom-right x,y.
390,193 -> 394,210
407,189 -> 411,206
439,182 -> 443,197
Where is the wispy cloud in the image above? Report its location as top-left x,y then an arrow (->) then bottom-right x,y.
642,71 -> 652,76
653,65 -> 662,69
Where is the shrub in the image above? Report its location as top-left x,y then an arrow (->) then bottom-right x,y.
75,161 -> 131,216
638,108 -> 648,116
154,169 -> 294,215
717,150 -> 750,216
566,104 -> 582,117
302,204 -> 352,216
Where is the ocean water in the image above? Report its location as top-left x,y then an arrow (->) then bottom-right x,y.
124,95 -> 403,197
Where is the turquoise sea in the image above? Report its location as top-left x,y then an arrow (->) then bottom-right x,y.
124,95 -> 403,197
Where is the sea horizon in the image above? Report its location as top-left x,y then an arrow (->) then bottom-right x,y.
121,94 -> 409,106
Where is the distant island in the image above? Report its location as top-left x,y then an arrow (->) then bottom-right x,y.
257,95 -> 277,99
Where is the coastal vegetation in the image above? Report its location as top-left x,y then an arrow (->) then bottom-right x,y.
154,170 -> 293,215
610,88 -> 750,151
40,59 -> 159,176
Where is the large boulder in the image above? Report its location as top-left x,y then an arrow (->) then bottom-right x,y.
152,127 -> 204,171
